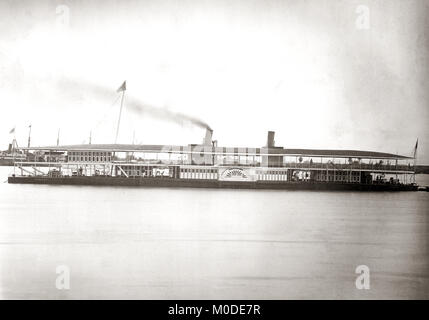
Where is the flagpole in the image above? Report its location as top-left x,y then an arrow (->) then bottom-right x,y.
115,84 -> 126,144
27,125 -> 32,148
413,138 -> 418,184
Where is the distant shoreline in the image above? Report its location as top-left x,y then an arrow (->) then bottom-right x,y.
415,165 -> 429,174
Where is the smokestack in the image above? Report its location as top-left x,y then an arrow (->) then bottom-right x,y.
203,128 -> 213,146
266,131 -> 275,148
8,143 -> 12,153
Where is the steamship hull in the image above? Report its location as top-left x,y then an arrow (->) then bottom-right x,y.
7,175 -> 418,191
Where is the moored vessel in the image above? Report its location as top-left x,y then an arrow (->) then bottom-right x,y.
7,130 -> 419,191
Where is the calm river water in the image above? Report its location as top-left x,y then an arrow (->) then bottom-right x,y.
0,167 -> 428,299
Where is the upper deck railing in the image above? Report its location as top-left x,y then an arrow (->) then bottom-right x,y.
14,159 -> 415,173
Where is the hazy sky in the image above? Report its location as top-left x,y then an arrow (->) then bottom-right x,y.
1,0 -> 428,162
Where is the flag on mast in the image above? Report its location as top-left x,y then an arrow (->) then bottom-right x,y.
117,81 -> 126,92
9,127 -> 15,134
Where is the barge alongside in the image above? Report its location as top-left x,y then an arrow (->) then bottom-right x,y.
7,130 -> 419,191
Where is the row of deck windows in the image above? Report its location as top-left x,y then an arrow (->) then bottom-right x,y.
256,170 -> 288,181
316,171 -> 361,183
68,151 -> 112,163
181,168 -> 217,173
69,156 -> 112,162
257,170 -> 287,175
180,168 -> 218,180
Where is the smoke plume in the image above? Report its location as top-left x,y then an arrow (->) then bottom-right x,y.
126,97 -> 211,131
55,77 -> 211,130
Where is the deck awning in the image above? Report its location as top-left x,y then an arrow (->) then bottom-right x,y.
20,144 -> 413,160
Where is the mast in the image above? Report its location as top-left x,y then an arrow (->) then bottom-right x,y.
89,130 -> 92,145
27,124 -> 32,148
115,81 -> 127,144
9,127 -> 16,174
130,130 -> 136,161
413,138 -> 418,184
57,129 -> 60,146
